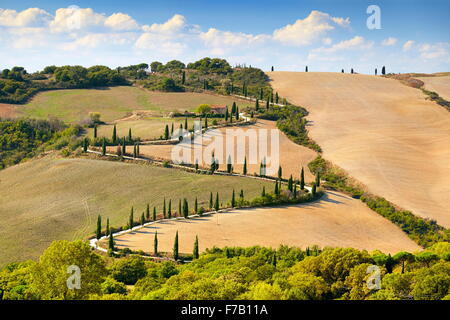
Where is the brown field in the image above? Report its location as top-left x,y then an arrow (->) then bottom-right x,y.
269,72 -> 450,227
109,190 -> 420,255
417,76 -> 450,101
0,103 -> 17,118
122,119 -> 318,181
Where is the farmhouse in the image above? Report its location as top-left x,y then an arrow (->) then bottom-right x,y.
210,104 -> 227,115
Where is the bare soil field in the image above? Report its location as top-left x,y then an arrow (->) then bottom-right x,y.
0,103 -> 17,118
417,76 -> 450,101
128,119 -> 318,181
269,72 -> 450,228
0,155 -> 272,266
110,191 -> 420,255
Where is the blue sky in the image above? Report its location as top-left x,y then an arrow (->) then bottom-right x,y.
0,0 -> 449,73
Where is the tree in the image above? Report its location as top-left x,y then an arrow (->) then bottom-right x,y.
105,218 -> 110,236
109,232 -> 115,252
128,128 -> 132,141
393,252 -> 414,273
204,115 -> 208,129
163,198 -> 167,219
146,204 -> 150,220
122,137 -> 126,155
173,231 -> 179,261
382,66 -> 386,75
315,172 -> 320,187
227,155 -> 232,173
150,61 -> 163,73
193,235 -> 199,260
164,124 -> 170,140
300,167 -> 305,190
214,192 -> 219,211
243,157 -> 247,175
288,175 -> 293,192
184,117 -> 188,132
231,189 -> 236,207
96,215 -> 102,239
274,180 -> 279,195
255,99 -> 260,111
112,125 -> 117,143
225,107 -> 229,122
261,186 -> 266,197
311,183 -> 317,197
181,70 -> 186,84
102,138 -> 106,156
194,197 -> 198,214
93,125 -> 97,138
278,166 -> 282,180
129,207 -> 134,229
30,240 -> 107,300
168,199 -> 172,218
154,231 -> 158,256
117,143 -> 122,156
152,207 -> 156,221
83,138 -> 89,152
178,199 -> 182,216
271,66 -> 274,72
210,155 -> 216,173
342,69 -> 344,73
183,198 -> 189,218
275,92 -> 279,104
231,102 -> 237,114
351,68 -> 354,74
141,212 -> 145,225
259,88 -> 263,100
209,192 -> 213,209
266,99 -> 270,110
293,184 -> 298,198
375,68 -> 378,75
305,66 -> 308,72
133,144 -> 137,158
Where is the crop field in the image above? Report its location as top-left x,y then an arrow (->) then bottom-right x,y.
5,86 -> 253,123
270,72 -> 450,228
107,190 -> 420,255
417,76 -> 450,101
0,155 -> 273,266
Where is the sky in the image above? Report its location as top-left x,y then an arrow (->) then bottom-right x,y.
0,0 -> 449,73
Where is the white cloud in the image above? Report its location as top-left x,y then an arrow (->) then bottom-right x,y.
382,37 -> 397,46
200,28 -> 268,48
0,8 -> 51,27
273,10 -> 350,46
142,14 -> 186,34
312,36 -> 373,54
62,33 -> 135,51
419,43 -> 450,61
49,7 -> 106,33
105,13 -> 139,31
403,40 -> 415,51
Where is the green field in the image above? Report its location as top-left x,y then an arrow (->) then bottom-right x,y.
11,86 -> 252,123
89,117 -> 226,141
0,155 -> 272,266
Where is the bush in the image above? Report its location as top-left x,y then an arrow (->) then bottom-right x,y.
108,256 -> 147,285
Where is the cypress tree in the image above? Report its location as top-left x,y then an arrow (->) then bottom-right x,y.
141,212 -> 145,225
315,172 -> 320,187
195,197 -> 198,214
154,231 -> 158,256
231,189 -> 236,207
102,138 -> 106,156
133,144 -> 137,158
163,198 -> 166,218
184,117 -> 188,132
173,231 -> 179,261
375,68 -> 378,75
265,99 -> 269,110
300,167 -> 305,190
271,66 -> 274,72
122,137 -> 126,155
275,92 -> 279,104
129,207 -> 134,229
293,184 -> 298,198
225,107 -> 229,122
96,215 -> 102,239
259,87 -> 263,100
312,182 -> 317,197
171,123 -> 174,135
204,116 -> 208,129
181,70 -> 185,84
214,192 -> 219,211
351,68 -> 354,74
261,186 -> 266,197
193,235 -> 199,259
128,128 -> 132,141
231,102 -> 236,114
255,99 -> 259,111
195,159 -> 199,171
106,218 -> 110,236
342,69 -> 344,73
83,138 -> 88,152
235,107 -> 239,120
209,192 -> 213,209
112,125 -> 117,143
227,155 -> 232,173
136,142 -> 140,157
278,166 -> 282,180
382,66 -> 386,75
288,175 -> 293,191
108,232 -> 114,252
272,252 -> 277,267
178,199 -> 181,216
183,198 -> 189,218
210,155 -> 216,173
305,66 -> 308,72
243,157 -> 247,175
274,180 -> 279,195
168,200 -> 172,218
94,125 -> 97,138
164,124 -> 169,140
152,207 -> 156,221
146,204 -> 150,220
239,189 -> 244,200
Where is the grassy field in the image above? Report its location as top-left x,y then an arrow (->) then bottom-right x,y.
88,117 -> 226,141
6,86 -> 252,123
0,155 -> 273,266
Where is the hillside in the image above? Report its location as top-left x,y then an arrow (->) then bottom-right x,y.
0,155 -> 272,266
417,75 -> 450,101
107,190 -> 420,255
269,72 -> 450,228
